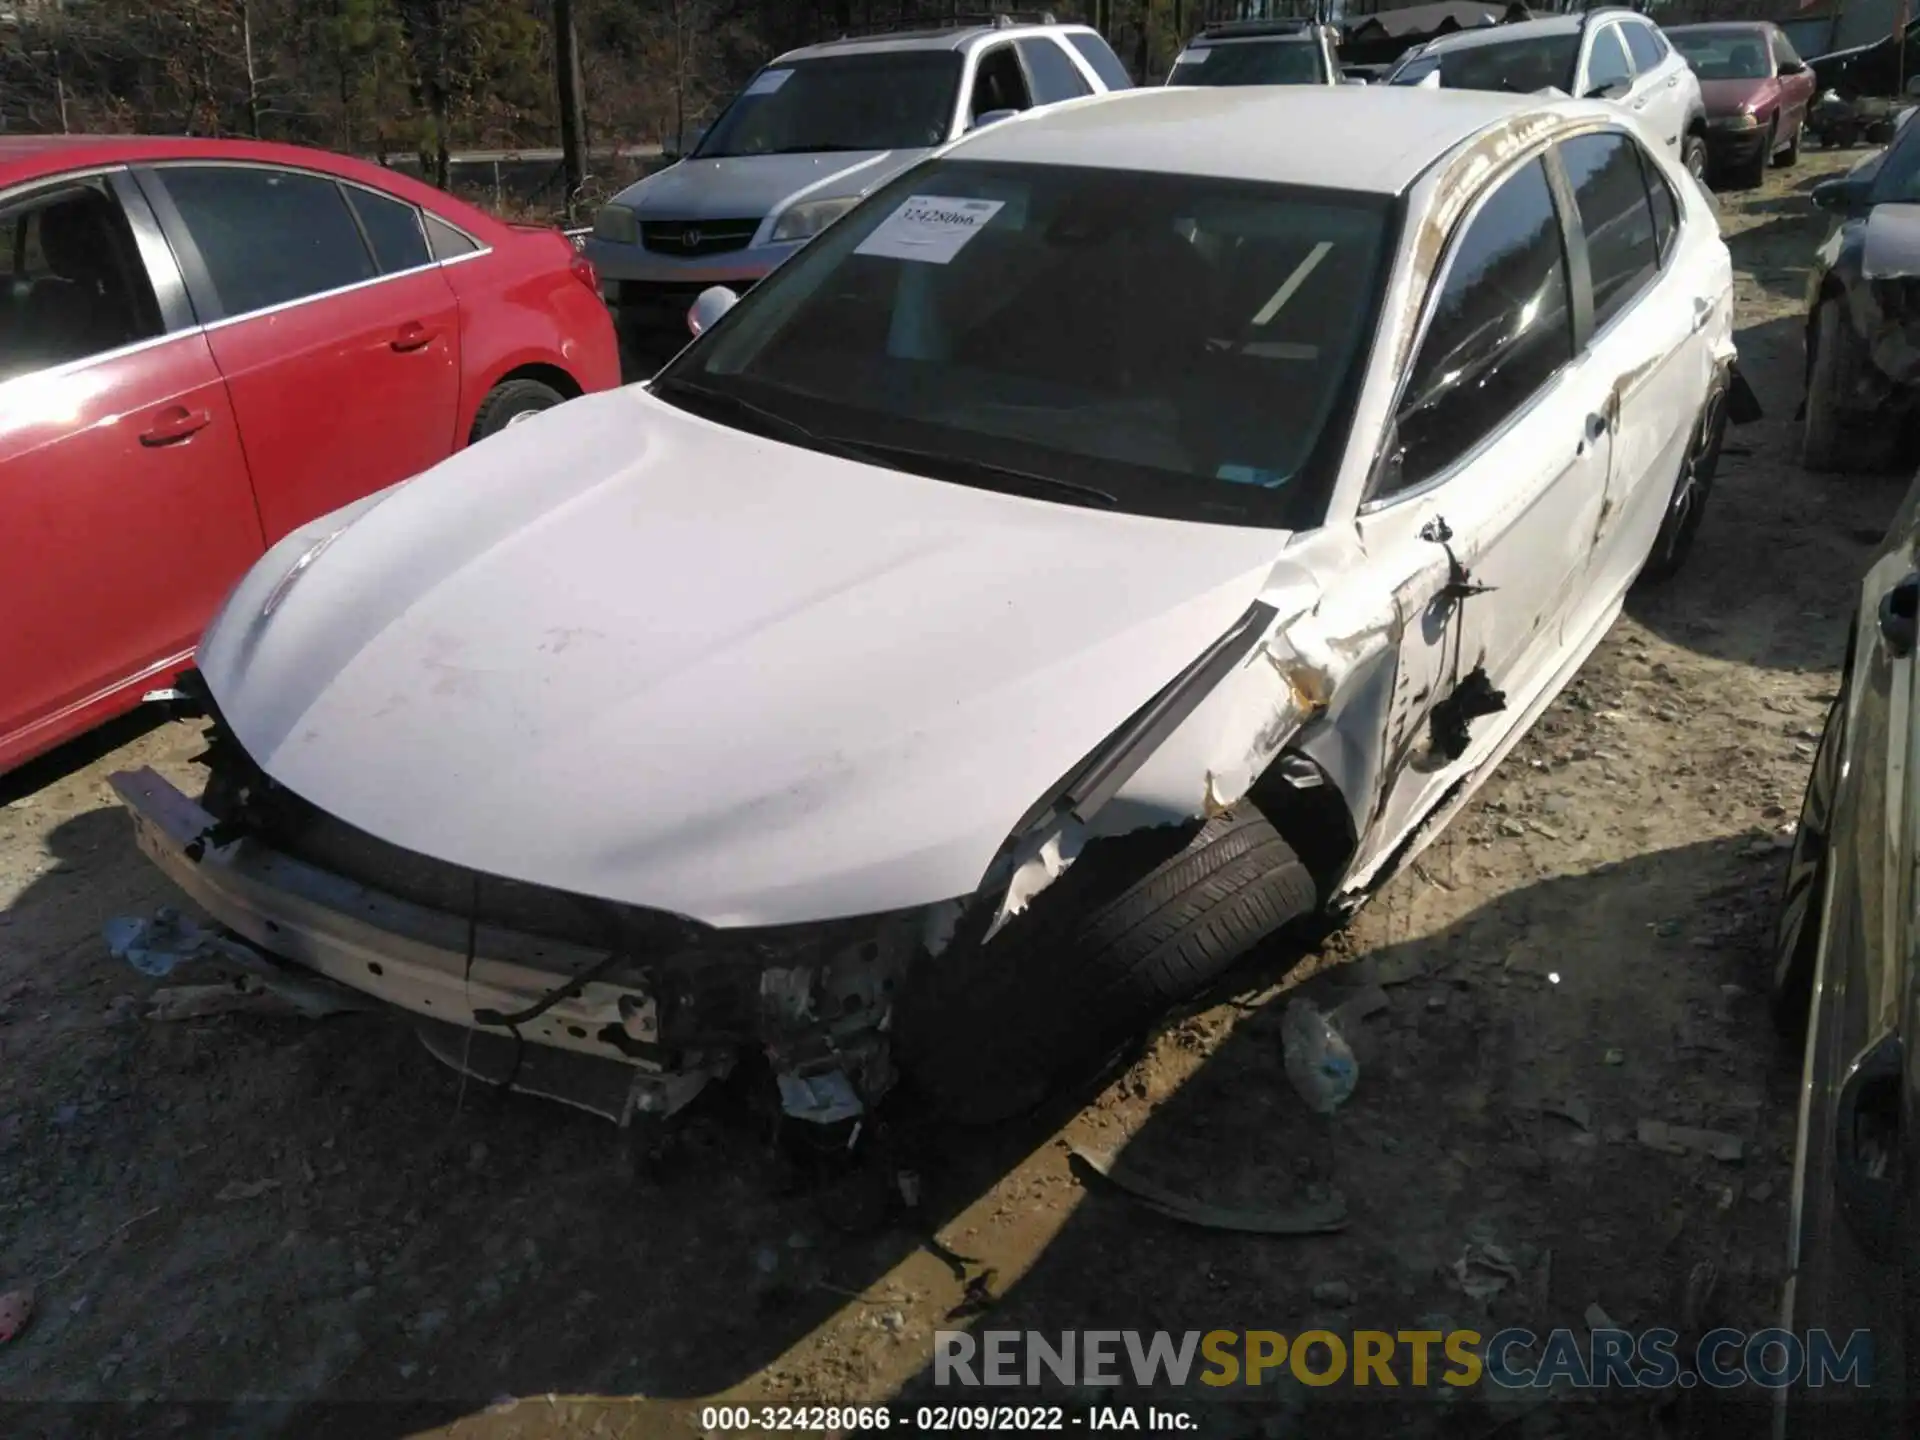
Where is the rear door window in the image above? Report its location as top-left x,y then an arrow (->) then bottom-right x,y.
1017,37 -> 1093,103
1067,30 -> 1134,89
1558,130 -> 1662,332
1623,21 -> 1666,73
344,185 -> 430,273
158,165 -> 375,318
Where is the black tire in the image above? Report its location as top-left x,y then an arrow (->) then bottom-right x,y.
1775,116 -> 1802,168
470,378 -> 567,443
1771,687 -> 1846,1037
1636,377 -> 1728,587
1682,132 -> 1710,189
1735,120 -> 1775,189
893,809 -> 1317,1125
1802,300 -> 1893,474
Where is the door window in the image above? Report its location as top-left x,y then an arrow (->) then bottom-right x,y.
1641,147 -> 1680,262
1017,38 -> 1093,103
425,214 -> 481,260
159,165 -> 376,319
1586,25 -> 1633,93
1558,131 -> 1662,333
1622,21 -> 1667,74
344,185 -> 430,273
1384,157 -> 1574,496
971,45 -> 1035,121
0,179 -> 163,383
1067,31 -> 1134,90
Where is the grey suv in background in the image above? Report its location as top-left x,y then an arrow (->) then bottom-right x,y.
1164,18 -> 1341,87
586,12 -> 1131,362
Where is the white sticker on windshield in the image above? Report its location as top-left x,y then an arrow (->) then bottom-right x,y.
745,68 -> 793,96
1175,47 -> 1209,65
854,195 -> 1006,265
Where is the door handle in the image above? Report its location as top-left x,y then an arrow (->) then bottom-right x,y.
138,406 -> 212,447
1584,411 -> 1610,442
1692,294 -> 1714,331
390,322 -> 440,353
1878,570 -> 1920,657
1834,1032 -> 1902,1260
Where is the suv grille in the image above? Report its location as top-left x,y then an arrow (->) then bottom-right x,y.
641,219 -> 762,256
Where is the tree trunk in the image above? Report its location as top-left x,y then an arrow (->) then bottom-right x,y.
1136,0 -> 1153,79
243,0 -> 263,138
554,0 -> 586,218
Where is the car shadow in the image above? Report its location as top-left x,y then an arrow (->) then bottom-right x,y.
1623,303 -> 1911,672
0,708 -> 168,809
0,807 -> 1804,1438
865,834 -> 1801,1437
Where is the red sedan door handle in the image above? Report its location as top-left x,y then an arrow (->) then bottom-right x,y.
390,321 -> 440,353
138,405 -> 212,447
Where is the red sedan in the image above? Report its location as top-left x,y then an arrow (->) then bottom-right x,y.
0,135 -> 621,774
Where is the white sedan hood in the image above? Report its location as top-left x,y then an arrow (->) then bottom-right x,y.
199,387 -> 1287,927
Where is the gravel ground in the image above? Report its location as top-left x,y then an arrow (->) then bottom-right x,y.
0,146 -> 1901,1439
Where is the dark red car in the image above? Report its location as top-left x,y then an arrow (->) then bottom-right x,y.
1665,21 -> 1817,187
0,135 -> 621,774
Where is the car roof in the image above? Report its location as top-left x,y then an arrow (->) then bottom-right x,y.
775,20 -> 1095,62
1663,22 -> 1771,36
1418,10 -> 1639,55
945,84 -> 1598,194
0,134 -> 502,233
1190,19 -> 1320,44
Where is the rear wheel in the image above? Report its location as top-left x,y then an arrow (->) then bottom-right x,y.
1771,685 -> 1847,1037
1636,379 -> 1728,587
893,809 -> 1317,1124
1683,132 -> 1710,188
470,378 -> 567,443
1803,299 -> 1894,473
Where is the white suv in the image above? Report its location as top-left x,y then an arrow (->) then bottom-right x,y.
1388,9 -> 1709,182
586,12 -> 1132,357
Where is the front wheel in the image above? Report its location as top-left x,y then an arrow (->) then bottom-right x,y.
892,809 -> 1317,1124
1803,299 -> 1895,473
1775,116 -> 1802,167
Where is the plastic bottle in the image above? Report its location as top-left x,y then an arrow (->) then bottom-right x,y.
1281,997 -> 1358,1115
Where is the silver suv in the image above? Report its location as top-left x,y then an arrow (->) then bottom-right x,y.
586,12 -> 1132,351
1164,18 -> 1342,87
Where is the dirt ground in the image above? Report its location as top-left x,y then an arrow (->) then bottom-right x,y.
0,147 -> 1903,1440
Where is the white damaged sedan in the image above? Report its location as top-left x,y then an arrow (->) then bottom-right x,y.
114,85 -> 1752,1129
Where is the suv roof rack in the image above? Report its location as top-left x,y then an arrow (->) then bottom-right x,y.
1195,18 -> 1317,39
830,9 -> 1057,39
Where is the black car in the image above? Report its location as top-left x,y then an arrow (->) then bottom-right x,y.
1801,114 -> 1920,473
1770,472 -> 1920,1435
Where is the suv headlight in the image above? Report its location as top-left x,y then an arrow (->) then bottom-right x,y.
593,205 -> 638,245
770,195 -> 860,244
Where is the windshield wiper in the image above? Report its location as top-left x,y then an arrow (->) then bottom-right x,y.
649,378 -> 878,463
650,381 -> 1118,508
764,142 -> 881,154
829,438 -> 1118,508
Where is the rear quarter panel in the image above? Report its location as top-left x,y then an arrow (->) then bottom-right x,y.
438,230 -> 623,443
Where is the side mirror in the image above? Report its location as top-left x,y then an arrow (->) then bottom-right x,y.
1781,59 -> 1807,76
662,124 -> 706,162
1342,75 -> 1369,86
1811,177 -> 1860,214
686,285 -> 739,338
970,107 -> 1020,130
1906,74 -> 1920,97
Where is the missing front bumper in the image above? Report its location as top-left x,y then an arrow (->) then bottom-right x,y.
109,767 -> 879,1123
